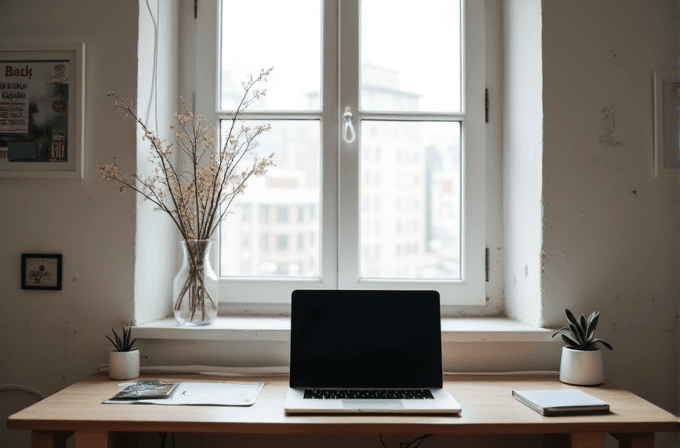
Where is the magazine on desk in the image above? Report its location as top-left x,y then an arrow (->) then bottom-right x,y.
103,380 -> 265,406
107,380 -> 180,400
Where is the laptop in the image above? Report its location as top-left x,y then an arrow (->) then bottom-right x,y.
284,289 -> 462,414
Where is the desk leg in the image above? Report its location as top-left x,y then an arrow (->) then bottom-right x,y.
31,431 -> 72,448
74,431 -> 113,448
611,433 -> 654,448
569,432 -> 606,448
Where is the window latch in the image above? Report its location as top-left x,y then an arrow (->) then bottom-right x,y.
343,107 -> 356,143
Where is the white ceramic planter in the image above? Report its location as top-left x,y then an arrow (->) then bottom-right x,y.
559,347 -> 604,386
109,349 -> 140,380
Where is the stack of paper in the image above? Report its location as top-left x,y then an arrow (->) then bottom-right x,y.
103,381 -> 264,406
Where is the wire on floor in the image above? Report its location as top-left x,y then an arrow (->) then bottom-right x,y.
380,434 -> 433,448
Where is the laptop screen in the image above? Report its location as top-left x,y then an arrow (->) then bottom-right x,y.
290,290 -> 443,389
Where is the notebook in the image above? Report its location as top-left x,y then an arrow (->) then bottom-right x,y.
283,289 -> 461,414
512,389 -> 610,416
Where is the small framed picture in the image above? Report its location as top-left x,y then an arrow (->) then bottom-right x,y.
654,69 -> 680,177
21,254 -> 62,290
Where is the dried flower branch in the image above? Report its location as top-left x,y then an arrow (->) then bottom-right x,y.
101,69 -> 275,322
101,68 -> 275,242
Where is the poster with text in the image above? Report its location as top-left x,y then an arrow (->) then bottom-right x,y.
0,60 -> 69,163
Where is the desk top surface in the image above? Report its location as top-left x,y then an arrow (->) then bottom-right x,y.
7,373 -> 679,435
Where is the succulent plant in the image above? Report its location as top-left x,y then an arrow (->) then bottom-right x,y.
552,309 -> 613,351
106,323 -> 137,352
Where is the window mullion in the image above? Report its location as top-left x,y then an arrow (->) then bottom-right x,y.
355,112 -> 467,122
321,0 -> 340,288
337,0 -> 361,288
216,111 -> 325,120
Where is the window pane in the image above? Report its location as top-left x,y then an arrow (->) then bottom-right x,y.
220,120 -> 321,278
220,0 -> 322,111
360,121 -> 460,279
360,0 -> 461,112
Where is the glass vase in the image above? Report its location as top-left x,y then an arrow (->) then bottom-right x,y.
173,239 -> 218,326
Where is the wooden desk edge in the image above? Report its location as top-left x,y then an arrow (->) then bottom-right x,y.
8,418 -> 680,435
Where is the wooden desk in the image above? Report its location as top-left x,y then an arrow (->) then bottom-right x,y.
7,373 -> 678,448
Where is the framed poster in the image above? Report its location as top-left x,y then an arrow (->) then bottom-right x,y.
654,69 -> 680,177
21,253 -> 63,290
0,43 -> 85,179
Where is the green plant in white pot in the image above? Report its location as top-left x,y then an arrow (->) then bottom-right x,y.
552,309 -> 613,386
107,324 -> 140,380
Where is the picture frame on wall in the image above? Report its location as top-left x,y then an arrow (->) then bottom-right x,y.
654,69 -> 680,178
0,43 -> 85,179
21,253 -> 63,290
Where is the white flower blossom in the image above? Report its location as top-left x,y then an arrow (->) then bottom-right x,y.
100,69 -> 276,241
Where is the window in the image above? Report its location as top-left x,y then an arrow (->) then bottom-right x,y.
197,0 -> 485,305
277,207 -> 289,224
276,234 -> 289,252
240,204 -> 251,223
259,205 -> 269,225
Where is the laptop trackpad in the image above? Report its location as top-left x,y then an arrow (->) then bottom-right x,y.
342,399 -> 404,410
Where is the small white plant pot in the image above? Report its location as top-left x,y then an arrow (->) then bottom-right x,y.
559,347 -> 604,386
109,349 -> 140,380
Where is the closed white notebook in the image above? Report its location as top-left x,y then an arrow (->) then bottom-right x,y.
512,389 -> 610,416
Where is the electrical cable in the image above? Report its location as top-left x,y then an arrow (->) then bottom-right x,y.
96,364 -> 558,377
444,370 -> 559,376
380,433 -> 433,448
144,0 -> 159,131
0,384 -> 46,400
96,364 -> 290,376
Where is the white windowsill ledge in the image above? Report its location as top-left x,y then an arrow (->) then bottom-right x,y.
134,316 -> 558,343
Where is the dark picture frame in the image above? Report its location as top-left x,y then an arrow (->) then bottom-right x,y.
21,253 -> 62,290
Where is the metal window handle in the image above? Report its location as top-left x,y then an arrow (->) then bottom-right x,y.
343,107 -> 356,143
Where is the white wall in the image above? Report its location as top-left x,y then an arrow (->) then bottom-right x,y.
0,0 -> 139,445
503,0 -> 544,326
0,0 -> 139,398
134,0 -> 180,325
540,0 -> 680,428
505,0 -> 680,446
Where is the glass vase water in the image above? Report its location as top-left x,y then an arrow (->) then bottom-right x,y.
173,239 -> 218,325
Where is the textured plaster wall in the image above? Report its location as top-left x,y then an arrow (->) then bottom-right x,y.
134,0 -> 180,324
0,0 -> 139,399
503,0 -> 544,326
0,0 -> 139,445
540,0 -> 680,427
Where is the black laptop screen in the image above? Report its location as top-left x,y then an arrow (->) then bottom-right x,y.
290,290 -> 443,389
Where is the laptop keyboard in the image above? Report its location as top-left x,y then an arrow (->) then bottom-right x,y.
303,389 -> 434,399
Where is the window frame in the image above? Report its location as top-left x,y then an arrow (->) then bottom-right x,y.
195,0 -> 485,306
336,0 -> 485,304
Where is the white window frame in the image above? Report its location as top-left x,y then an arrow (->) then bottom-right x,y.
194,0 -> 485,306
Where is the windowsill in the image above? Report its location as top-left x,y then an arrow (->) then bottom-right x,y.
134,316 -> 558,343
